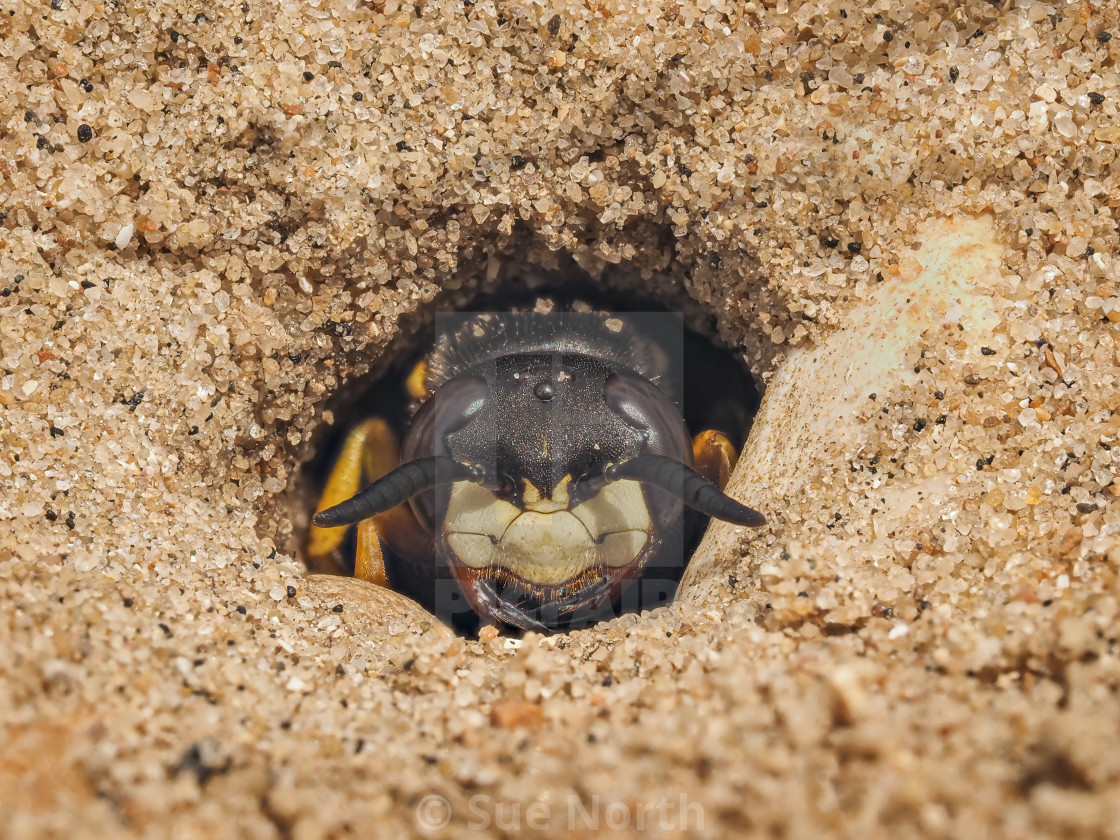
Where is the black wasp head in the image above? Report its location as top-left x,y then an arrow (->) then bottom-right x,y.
447,352 -> 643,505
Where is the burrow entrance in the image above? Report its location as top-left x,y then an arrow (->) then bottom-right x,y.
279,238 -> 768,633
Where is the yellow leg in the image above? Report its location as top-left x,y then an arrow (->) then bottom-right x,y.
406,359 -> 429,400
306,419 -> 387,564
692,430 -> 738,491
307,417 -> 429,588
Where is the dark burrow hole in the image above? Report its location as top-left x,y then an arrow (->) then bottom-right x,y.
288,254 -> 762,636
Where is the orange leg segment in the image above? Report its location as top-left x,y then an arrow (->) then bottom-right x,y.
405,359 -> 429,401
692,429 -> 738,491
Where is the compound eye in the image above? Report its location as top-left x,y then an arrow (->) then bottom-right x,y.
445,376 -> 488,429
400,375 -> 489,462
603,372 -> 691,459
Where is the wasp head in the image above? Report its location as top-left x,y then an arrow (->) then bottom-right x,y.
312,312 -> 765,632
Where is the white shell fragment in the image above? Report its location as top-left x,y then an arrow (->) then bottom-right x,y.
114,222 -> 135,249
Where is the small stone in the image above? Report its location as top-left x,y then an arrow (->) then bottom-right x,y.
489,699 -> 544,730
115,223 -> 134,249
77,124 -> 93,143
827,664 -> 868,725
828,66 -> 854,87
128,88 -> 157,111
1028,101 -> 1049,134
1053,114 -> 1077,138
1034,83 -> 1057,102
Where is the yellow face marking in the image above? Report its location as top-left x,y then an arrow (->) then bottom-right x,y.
444,478 -> 651,585
522,476 -> 571,513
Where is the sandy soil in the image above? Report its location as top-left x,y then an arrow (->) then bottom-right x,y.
2,0 -> 1119,837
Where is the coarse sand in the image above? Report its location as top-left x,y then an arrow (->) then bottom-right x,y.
2,0 -> 1119,837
